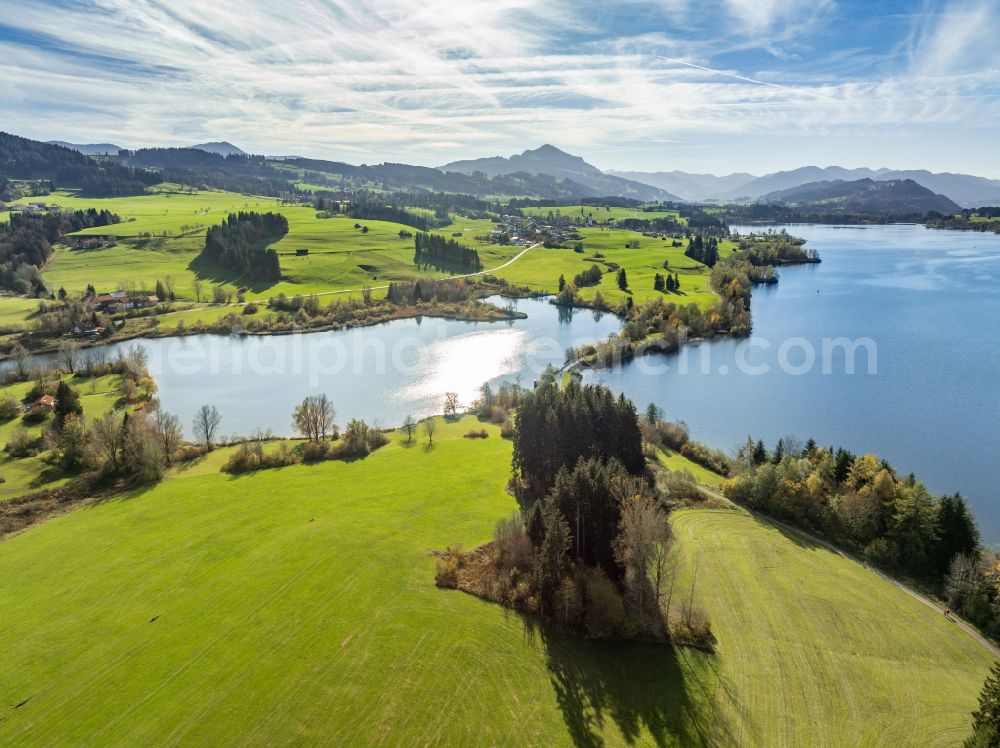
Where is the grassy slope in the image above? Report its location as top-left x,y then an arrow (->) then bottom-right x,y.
0,190 -> 722,328
657,449 -> 724,487
0,418 -> 990,745
34,191 -> 519,302
0,374 -> 121,501
671,509 -> 991,746
0,417 -> 715,746
494,230 -> 731,310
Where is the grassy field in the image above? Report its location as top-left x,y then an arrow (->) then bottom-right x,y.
0,297 -> 41,331
671,509 -> 991,746
0,416 -> 989,745
31,190 -> 521,302
495,229 -> 733,309
0,190 -> 724,327
657,449 -> 724,487
0,374 -> 121,502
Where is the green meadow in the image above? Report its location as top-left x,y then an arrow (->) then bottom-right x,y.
657,449 -> 724,487
2,189 -> 724,322
32,191 -> 519,302
494,229 -> 732,309
0,374 -> 121,502
671,509 -> 991,745
0,417 -> 988,745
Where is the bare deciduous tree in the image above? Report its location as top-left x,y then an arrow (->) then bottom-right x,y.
292,394 -> 336,442
152,408 -> 183,464
193,404 -> 222,447
10,342 -> 33,381
423,418 -> 437,445
91,411 -> 125,472
192,278 -> 204,303
58,340 -> 82,374
402,415 -> 417,443
443,392 -> 459,419
613,494 -> 670,614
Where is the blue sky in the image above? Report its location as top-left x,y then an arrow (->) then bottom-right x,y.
1,0 -> 998,176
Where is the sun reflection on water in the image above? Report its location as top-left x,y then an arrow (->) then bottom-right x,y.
398,328 -> 528,411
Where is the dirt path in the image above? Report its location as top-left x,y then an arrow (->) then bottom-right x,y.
696,484 -> 1000,658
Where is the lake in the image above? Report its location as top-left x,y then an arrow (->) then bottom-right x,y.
21,223 -> 1000,539
83,297 -> 622,436
590,223 -> 1000,540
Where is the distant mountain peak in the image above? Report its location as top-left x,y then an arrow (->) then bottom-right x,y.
46,140 -> 123,156
189,141 -> 246,157
439,145 -> 679,201
531,143 -> 568,155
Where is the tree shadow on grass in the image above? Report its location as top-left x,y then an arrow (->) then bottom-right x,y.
512,613 -> 737,747
758,513 -> 840,557
186,254 -> 280,294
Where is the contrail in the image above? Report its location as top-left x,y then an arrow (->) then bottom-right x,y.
656,56 -> 787,88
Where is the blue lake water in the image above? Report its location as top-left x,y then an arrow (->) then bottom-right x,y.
83,297 -> 621,437
590,224 -> 1000,540
21,223 -> 1000,539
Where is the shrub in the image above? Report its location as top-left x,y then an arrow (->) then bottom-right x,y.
658,468 -> 703,503
500,419 -> 515,439
222,441 -> 298,474
243,301 -> 259,315
657,420 -> 690,450
301,440 -> 332,463
581,566 -> 627,639
5,428 -> 40,458
0,396 -> 21,420
435,545 -> 464,588
679,440 -> 731,476
21,405 -> 50,424
464,429 -> 489,439
174,443 -> 209,463
339,419 -> 387,457
494,512 -> 533,572
669,604 -> 715,650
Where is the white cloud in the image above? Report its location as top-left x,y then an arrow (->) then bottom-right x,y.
909,0 -> 1000,76
0,0 -> 996,172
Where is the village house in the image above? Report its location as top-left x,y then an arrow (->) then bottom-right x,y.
27,394 -> 56,412
86,291 -> 159,313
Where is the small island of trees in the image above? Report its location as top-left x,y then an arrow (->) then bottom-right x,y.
201,211 -> 288,283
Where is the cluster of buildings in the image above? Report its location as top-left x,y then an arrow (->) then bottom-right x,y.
85,290 -> 160,314
4,201 -> 59,214
489,214 -> 583,247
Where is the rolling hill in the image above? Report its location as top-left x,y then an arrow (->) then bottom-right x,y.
608,169 -> 755,201
758,178 -> 962,216
617,166 -> 1000,207
190,141 -> 247,157
0,418 -> 990,745
46,141 -> 124,156
440,144 -> 680,201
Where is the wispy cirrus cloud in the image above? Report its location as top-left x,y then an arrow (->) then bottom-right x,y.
0,0 -> 997,174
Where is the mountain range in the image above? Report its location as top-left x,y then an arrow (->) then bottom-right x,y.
440,145 -> 680,202
758,178 -> 962,216
46,141 -> 123,156
51,140 -> 247,158
612,165 -> 1000,207
19,134 -> 1000,208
